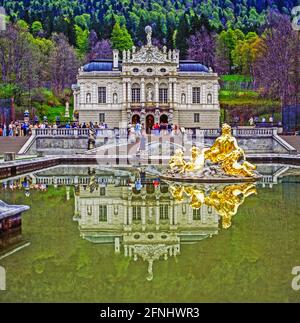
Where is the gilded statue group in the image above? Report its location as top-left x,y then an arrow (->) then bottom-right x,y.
170,182 -> 257,229
169,124 -> 257,178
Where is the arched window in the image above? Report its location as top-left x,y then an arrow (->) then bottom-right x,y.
132,83 -> 141,103
207,93 -> 213,104
159,83 -> 168,104
181,93 -> 186,104
86,93 -> 91,103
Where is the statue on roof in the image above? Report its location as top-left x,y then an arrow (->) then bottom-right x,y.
145,25 -> 152,46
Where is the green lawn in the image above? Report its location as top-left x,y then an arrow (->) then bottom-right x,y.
220,74 -> 253,82
44,106 -> 74,123
219,90 -> 280,108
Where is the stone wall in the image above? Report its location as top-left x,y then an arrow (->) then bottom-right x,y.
79,110 -> 122,128
22,128 -> 296,156
178,110 -> 220,129
204,136 -> 294,154
27,137 -> 88,155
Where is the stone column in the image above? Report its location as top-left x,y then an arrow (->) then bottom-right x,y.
155,200 -> 160,230
123,81 -> 127,107
142,200 -> 146,232
201,84 -> 206,104
170,202 -> 174,226
173,81 -> 178,107
188,210 -> 193,224
174,207 -> 178,226
108,82 -> 112,105
128,205 -> 133,226
80,88 -> 85,106
187,83 -> 192,108
108,205 -> 113,224
124,204 -> 128,225
141,78 -> 145,104
155,78 -> 159,105
124,245 -> 128,257
201,207 -> 207,224
168,81 -> 173,103
128,81 -> 132,103
92,83 -> 97,104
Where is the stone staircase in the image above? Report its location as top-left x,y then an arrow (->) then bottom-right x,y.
0,137 -> 29,155
280,136 -> 300,153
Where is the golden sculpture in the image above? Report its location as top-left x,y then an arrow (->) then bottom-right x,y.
169,184 -> 185,202
185,186 -> 205,209
170,182 -> 257,229
205,183 -> 257,229
183,146 -> 206,174
205,124 -> 256,177
169,149 -> 186,174
168,123 -> 257,178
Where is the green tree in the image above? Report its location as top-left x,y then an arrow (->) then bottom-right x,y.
74,14 -> 91,30
31,21 -> 43,36
75,25 -> 89,57
111,23 -> 134,52
215,29 -> 245,73
17,19 -> 29,31
0,84 -> 19,99
232,32 -> 261,75
176,14 -> 190,58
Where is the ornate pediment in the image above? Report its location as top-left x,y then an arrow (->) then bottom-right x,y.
124,25 -> 178,65
129,45 -> 171,64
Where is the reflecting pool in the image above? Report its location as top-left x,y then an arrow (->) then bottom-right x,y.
0,164 -> 300,303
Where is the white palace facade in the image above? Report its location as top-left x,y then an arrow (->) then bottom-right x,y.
73,26 -> 220,132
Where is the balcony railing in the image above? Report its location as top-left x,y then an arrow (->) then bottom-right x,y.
32,127 -> 277,138
33,128 -> 90,137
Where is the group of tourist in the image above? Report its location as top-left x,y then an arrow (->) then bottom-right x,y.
1,177 -> 48,196
231,115 -> 281,127
128,121 -> 181,137
248,115 -> 277,126
0,121 -> 31,137
0,120 -> 109,137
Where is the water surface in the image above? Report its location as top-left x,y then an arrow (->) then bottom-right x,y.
0,165 -> 300,303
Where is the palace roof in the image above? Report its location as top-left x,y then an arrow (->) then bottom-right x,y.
83,59 -> 209,73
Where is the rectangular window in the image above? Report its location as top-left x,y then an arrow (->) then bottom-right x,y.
192,87 -> 201,104
99,113 -> 105,123
193,209 -> 201,221
159,89 -> 168,103
99,205 -> 107,222
98,87 -> 106,103
160,205 -> 169,220
194,113 -> 200,123
132,88 -> 141,103
100,187 -> 106,196
132,206 -> 141,221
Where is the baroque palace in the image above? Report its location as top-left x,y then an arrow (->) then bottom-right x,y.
73,26 -> 220,132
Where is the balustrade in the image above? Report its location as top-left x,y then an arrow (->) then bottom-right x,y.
31,127 -> 276,138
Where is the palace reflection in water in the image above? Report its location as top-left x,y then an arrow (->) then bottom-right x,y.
2,166 -> 296,280
71,168 -> 257,280
2,164 -> 297,280
1,164 -> 300,303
